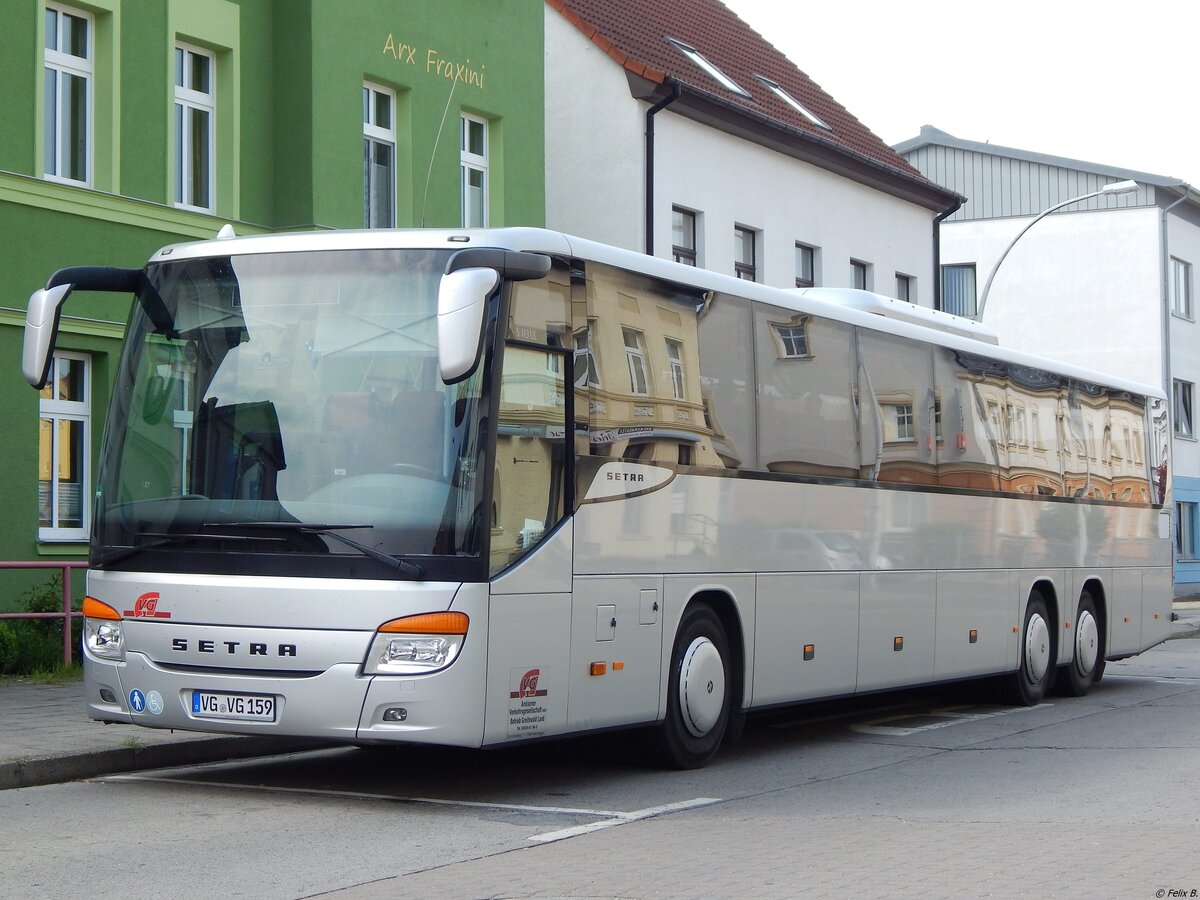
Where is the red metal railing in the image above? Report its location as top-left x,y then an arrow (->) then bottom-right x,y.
0,561 -> 88,665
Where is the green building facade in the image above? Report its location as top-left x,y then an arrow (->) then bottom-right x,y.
0,0 -> 545,597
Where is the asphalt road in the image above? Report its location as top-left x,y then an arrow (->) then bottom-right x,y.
2,638 -> 1198,900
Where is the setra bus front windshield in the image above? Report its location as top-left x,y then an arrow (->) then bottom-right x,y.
94,248 -> 492,581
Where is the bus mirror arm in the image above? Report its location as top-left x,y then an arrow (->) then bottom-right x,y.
437,267 -> 499,384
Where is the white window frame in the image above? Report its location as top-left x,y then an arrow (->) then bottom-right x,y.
460,113 -> 488,228
753,75 -> 830,130
894,403 -> 915,442
666,339 -> 686,400
623,328 -> 651,396
1172,257 -> 1193,320
39,351 -> 91,542
773,323 -> 810,359
44,2 -> 94,186
174,42 -> 216,212
1175,379 -> 1194,438
666,37 -> 752,99
363,82 -> 396,228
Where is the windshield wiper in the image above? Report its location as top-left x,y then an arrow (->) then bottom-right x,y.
95,531 -> 285,568
225,522 -> 424,578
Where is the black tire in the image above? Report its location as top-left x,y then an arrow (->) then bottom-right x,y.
999,591 -> 1054,706
651,604 -> 732,769
1052,589 -> 1101,697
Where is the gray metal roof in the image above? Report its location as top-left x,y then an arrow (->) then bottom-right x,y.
893,125 -> 1198,222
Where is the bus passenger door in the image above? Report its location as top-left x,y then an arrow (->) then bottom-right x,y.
567,576 -> 664,731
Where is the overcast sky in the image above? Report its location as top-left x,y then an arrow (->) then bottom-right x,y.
723,0 -> 1200,186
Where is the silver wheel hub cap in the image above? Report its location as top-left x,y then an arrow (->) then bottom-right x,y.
679,636 -> 725,738
1074,609 -> 1099,676
1025,613 -> 1051,684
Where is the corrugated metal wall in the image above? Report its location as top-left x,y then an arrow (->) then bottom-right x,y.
902,144 -> 1151,221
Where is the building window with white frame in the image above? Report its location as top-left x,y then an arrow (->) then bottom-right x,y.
941,264 -> 977,317
461,113 -> 488,227
1178,501 -> 1198,560
896,273 -> 913,302
734,226 -> 757,281
44,3 -> 93,185
1172,257 -> 1192,319
622,328 -> 651,395
795,242 -> 815,287
665,339 -> 686,400
1175,379 -> 1194,437
363,83 -> 396,228
892,403 -> 915,441
39,352 -> 90,541
175,43 -> 215,211
672,208 -> 697,266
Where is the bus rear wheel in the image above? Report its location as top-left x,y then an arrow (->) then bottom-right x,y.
1000,591 -> 1054,706
1053,589 -> 1101,697
651,604 -> 731,769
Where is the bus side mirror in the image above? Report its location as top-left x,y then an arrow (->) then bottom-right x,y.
437,267 -> 499,384
23,283 -> 73,389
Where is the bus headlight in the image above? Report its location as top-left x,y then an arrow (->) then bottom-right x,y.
82,596 -> 126,662
364,611 -> 469,675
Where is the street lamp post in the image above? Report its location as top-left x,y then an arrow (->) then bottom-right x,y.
975,179 -> 1140,320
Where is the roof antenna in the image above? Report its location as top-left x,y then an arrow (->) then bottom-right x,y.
420,75 -> 459,227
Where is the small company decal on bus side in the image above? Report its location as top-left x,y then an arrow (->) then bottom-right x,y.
508,667 -> 549,737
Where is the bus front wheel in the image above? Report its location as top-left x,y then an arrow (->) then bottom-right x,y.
1001,591 -> 1054,706
652,604 -> 731,769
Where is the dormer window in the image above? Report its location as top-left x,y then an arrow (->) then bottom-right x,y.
754,75 -> 831,130
665,37 -> 751,99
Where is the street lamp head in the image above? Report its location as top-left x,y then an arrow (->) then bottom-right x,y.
1101,179 -> 1139,196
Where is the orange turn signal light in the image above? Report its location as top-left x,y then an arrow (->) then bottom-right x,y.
83,596 -> 121,620
590,661 -> 607,676
379,611 -> 469,635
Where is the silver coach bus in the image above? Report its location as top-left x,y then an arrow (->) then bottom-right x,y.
23,227 -> 1172,767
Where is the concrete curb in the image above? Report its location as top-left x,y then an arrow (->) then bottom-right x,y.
0,736 -> 331,791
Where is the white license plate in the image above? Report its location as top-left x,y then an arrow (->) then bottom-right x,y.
191,690 -> 276,721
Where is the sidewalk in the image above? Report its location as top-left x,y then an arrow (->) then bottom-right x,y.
3,602 -> 1199,791
0,677 -> 326,790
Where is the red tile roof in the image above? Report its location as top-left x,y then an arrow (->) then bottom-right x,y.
547,0 -> 934,188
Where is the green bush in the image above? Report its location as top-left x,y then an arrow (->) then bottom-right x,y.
0,574 -> 82,675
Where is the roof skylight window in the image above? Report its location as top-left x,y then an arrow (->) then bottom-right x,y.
666,37 -> 752,100
754,75 -> 831,131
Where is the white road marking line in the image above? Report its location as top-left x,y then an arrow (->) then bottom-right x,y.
1106,673 -> 1200,685
528,797 -> 722,844
99,773 -> 627,817
850,703 -> 1047,736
